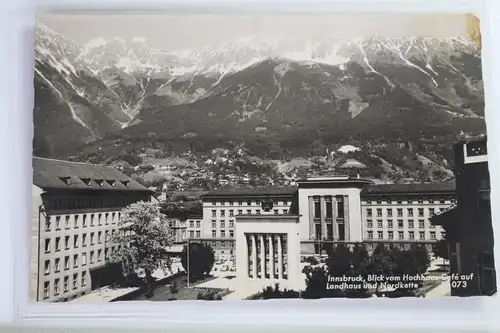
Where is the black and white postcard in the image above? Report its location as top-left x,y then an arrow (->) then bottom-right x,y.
31,12 -> 495,303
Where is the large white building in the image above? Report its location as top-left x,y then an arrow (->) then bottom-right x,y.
197,177 -> 456,260
200,187 -> 297,259
31,157 -> 154,302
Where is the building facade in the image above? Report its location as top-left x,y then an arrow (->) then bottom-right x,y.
361,182 -> 456,252
201,187 -> 297,259
235,214 -> 302,291
297,176 -> 372,254
432,137 -> 496,296
31,157 -> 153,302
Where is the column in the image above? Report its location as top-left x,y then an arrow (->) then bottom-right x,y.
332,197 -> 339,240
260,234 -> 266,278
320,196 -> 327,240
269,235 -> 275,279
277,234 -> 283,279
308,197 -> 315,239
251,234 -> 257,279
344,195 -> 350,241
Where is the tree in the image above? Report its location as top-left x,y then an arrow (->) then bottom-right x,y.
369,244 -> 396,294
181,242 -> 215,280
412,245 -> 431,274
110,201 -> 174,298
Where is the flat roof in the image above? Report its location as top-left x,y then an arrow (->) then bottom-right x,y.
361,181 -> 456,196
202,186 -> 297,199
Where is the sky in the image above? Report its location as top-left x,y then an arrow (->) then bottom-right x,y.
37,13 -> 469,51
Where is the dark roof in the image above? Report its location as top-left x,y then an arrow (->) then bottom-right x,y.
361,181 -> 456,195
33,157 -> 150,192
202,186 -> 297,199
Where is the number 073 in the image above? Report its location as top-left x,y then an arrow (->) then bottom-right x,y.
451,281 -> 467,288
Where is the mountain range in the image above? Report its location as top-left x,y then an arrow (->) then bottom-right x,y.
34,21 -> 486,164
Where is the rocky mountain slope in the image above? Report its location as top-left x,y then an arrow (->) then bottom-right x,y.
34,21 -> 485,170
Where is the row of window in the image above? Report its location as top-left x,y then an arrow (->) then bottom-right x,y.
49,196 -> 143,211
211,220 -> 235,229
366,207 -> 446,218
312,195 -> 345,219
44,212 -> 121,232
210,209 -> 288,217
211,230 -> 235,238
366,230 -> 440,240
187,220 -> 202,229
363,198 -> 455,205
188,231 -> 202,239
43,230 -> 131,253
43,271 -> 87,299
210,200 -> 289,206
366,219 -> 437,229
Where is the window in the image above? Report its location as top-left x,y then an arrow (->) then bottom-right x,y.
325,198 -> 333,218
220,220 -> 225,228
73,254 -> 78,268
247,200 -> 252,206
221,230 -> 226,238
419,231 -> 425,240
196,231 -> 201,238
54,278 -> 60,295
189,221 -> 194,228
64,276 -> 69,292
55,216 -> 61,230
397,208 -> 403,217
105,248 -> 109,259
190,231 -> 194,238
419,220 -> 425,228
429,208 -> 435,217
418,199 -> 424,204
45,218 -> 51,232
388,231 -> 394,239
220,210 -> 225,217
98,232 -> 102,243
65,216 -> 70,229
398,231 -> 404,239
229,210 -> 234,217
44,260 -> 50,275
256,209 -> 261,215
44,238 -> 51,253
337,197 -> 345,218
82,215 -> 87,228
409,231 -> 415,240
64,236 -> 70,249
283,209 -> 288,214
407,208 -> 414,217
90,214 -> 95,227
246,209 -> 252,214
229,230 -> 234,238
211,210 -> 216,217
196,221 -> 201,228
408,220 -> 414,228
221,241 -> 226,248
90,232 -> 95,245
98,249 -> 102,262
377,220 -> 383,228
98,213 -> 102,226
55,237 -> 61,252
82,234 -> 87,247
237,210 -> 243,215
64,256 -> 69,270
367,209 -> 372,217
367,231 -> 373,239
238,200 -> 242,206
397,220 -> 404,228
211,221 -> 216,228
418,208 -> 424,217
367,220 -> 373,228
377,200 -> 382,204
74,215 -> 79,228
82,253 -> 87,266
274,209 -> 279,215
72,274 -> 78,289
377,231 -> 383,239
388,220 -> 393,228
81,272 -> 87,287
387,209 -> 393,217
430,231 -> 436,240
43,281 -> 50,299
376,208 -> 382,217
212,201 -> 217,206
212,230 -> 216,238
229,221 -> 234,228
90,251 -> 95,263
